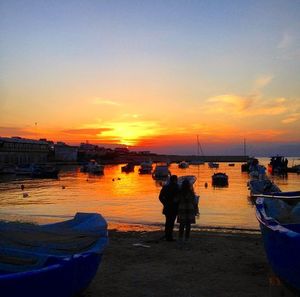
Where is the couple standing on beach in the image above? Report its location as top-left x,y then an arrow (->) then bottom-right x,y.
159,175 -> 199,242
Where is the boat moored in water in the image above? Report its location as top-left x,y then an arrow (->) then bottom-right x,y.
208,162 -> 219,169
248,179 -> 281,196
81,160 -> 104,174
138,160 -> 153,174
152,164 -> 171,180
212,172 -> 228,187
178,161 -> 189,169
121,162 -> 135,173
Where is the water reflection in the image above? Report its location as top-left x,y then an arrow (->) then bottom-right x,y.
0,159 -> 299,229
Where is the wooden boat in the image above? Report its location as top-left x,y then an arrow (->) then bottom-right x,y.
121,162 -> 135,173
268,156 -> 288,175
208,162 -> 219,169
31,165 -> 60,178
255,193 -> 300,292
248,179 -> 281,196
178,161 -> 189,169
152,164 -> 171,180
0,213 -> 108,297
212,173 -> 228,187
241,157 -> 259,173
177,175 -> 197,187
81,160 -> 104,174
138,161 -> 153,174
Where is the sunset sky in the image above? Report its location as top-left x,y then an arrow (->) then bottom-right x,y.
1,1 -> 300,155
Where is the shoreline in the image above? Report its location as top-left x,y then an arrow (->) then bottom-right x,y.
108,221 -> 260,234
84,228 -> 270,297
84,228 -> 298,297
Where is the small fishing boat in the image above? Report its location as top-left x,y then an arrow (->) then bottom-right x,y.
241,157 -> 259,173
255,193 -> 300,292
177,175 -> 197,187
212,173 -> 228,187
31,165 -> 60,178
81,160 -> 104,174
268,156 -> 288,175
121,162 -> 135,173
15,164 -> 36,176
138,160 -> 153,174
152,164 -> 171,180
0,212 -> 108,297
248,179 -> 281,196
178,161 -> 189,169
208,162 -> 219,169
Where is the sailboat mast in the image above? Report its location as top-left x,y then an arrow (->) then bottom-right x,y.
243,138 -> 246,157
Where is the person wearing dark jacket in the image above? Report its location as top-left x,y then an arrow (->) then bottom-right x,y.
159,175 -> 179,241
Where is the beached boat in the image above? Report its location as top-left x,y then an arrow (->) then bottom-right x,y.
255,193 -> 300,292
152,164 -> 171,180
81,160 -> 104,174
212,172 -> 228,187
0,212 -> 108,297
178,161 -> 189,169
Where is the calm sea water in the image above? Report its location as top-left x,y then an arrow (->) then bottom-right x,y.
0,158 -> 299,230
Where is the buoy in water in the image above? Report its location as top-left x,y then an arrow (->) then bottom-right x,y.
23,192 -> 29,198
204,182 -> 208,188
62,185 -> 65,189
21,184 -> 25,191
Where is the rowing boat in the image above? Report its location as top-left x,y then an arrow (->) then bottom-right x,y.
255,193 -> 300,292
0,213 -> 108,297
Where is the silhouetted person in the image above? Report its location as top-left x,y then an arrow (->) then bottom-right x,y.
176,179 -> 198,244
159,175 -> 179,241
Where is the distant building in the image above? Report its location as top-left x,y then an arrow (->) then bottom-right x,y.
114,147 -> 129,154
54,143 -> 78,162
0,137 -> 49,165
78,143 -> 107,157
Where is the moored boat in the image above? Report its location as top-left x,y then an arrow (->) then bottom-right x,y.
212,172 -> 228,187
208,162 -> 219,169
81,160 -> 104,174
178,161 -> 189,169
121,162 -> 135,173
255,194 -> 300,292
268,156 -> 288,175
152,164 -> 171,180
138,160 -> 153,174
248,179 -> 281,196
0,212 -> 108,297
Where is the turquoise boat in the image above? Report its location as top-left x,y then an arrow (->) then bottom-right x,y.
255,192 -> 300,292
0,213 -> 108,297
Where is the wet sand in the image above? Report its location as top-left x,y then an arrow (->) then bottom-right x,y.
83,227 -> 273,297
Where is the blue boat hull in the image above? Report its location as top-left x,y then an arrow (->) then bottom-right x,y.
256,197 -> 300,292
0,213 -> 108,297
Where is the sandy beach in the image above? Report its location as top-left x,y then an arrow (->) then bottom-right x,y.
83,227 -> 274,297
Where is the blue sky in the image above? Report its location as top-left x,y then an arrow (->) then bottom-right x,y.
1,0 -> 300,155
